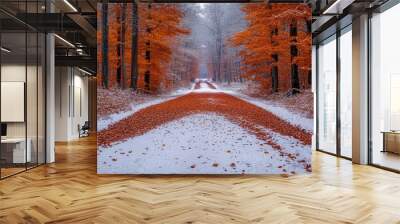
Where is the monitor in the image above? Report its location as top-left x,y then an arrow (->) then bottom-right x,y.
1,123 -> 7,137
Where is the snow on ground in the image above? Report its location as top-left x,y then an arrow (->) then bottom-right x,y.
234,96 -> 313,133
211,83 -> 313,133
192,82 -> 220,93
98,113 -> 310,174
98,82 -> 312,134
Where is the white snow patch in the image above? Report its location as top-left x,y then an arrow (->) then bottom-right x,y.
236,97 -> 313,133
211,83 -> 313,133
98,113 -> 310,174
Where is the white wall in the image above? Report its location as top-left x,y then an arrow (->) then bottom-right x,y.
1,63 -> 46,164
55,67 -> 89,141
1,64 -> 41,137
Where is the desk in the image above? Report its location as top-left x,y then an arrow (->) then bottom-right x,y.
1,138 -> 31,163
382,131 -> 400,155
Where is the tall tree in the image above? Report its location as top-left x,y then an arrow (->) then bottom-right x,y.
131,2 -> 139,90
230,3 -> 311,94
101,2 -> 108,88
120,3 -> 127,88
137,3 -> 189,93
99,3 -> 189,93
202,4 -> 245,83
144,3 -> 152,91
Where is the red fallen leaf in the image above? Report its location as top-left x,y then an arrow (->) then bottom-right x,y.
212,163 -> 219,167
305,164 -> 312,172
98,92 -> 312,166
287,154 -> 296,160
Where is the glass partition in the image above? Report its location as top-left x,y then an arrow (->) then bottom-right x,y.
38,32 -> 46,165
339,26 -> 352,158
27,31 -> 38,169
370,3 -> 400,171
317,35 -> 337,154
1,31 -> 28,177
0,1 -> 46,179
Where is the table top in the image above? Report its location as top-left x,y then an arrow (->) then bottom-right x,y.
381,131 -> 400,134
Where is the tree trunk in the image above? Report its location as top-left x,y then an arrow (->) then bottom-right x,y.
291,64 -> 300,94
144,3 -> 152,91
272,66 -> 278,92
116,7 -> 121,87
120,3 -> 127,88
130,2 -> 139,90
101,3 -> 108,88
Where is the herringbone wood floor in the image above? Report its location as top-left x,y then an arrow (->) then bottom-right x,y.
1,136 -> 400,224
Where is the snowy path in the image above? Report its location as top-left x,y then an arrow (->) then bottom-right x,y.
98,81 -> 312,174
98,113 -> 310,174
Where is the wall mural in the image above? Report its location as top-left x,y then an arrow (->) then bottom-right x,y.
97,3 -> 313,174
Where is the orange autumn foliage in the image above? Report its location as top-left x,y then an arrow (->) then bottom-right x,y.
137,4 -> 190,93
97,3 -> 189,93
230,3 -> 311,94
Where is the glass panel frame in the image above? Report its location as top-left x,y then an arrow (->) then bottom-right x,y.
317,34 -> 337,155
339,25 -> 353,159
0,27 -> 28,178
0,0 -> 47,179
316,24 -> 353,160
369,3 -> 400,172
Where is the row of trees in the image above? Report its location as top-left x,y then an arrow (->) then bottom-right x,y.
97,3 -> 193,93
202,4 -> 246,83
230,4 -> 312,94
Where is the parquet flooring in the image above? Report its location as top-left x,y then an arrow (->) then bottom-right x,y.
1,135 -> 400,223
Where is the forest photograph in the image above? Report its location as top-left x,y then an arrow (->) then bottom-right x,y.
97,3 -> 313,174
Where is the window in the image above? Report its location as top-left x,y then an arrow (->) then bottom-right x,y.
317,35 -> 337,154
370,3 -> 400,171
339,26 -> 352,158
0,1 -> 47,179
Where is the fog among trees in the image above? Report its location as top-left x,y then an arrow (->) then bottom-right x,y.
98,3 -> 311,94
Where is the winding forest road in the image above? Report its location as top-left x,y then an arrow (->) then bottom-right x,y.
98,81 -> 312,174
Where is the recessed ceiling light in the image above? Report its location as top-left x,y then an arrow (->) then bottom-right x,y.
54,34 -> 75,48
323,0 -> 355,15
78,67 -> 93,76
63,0 -> 78,12
1,47 -> 11,53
